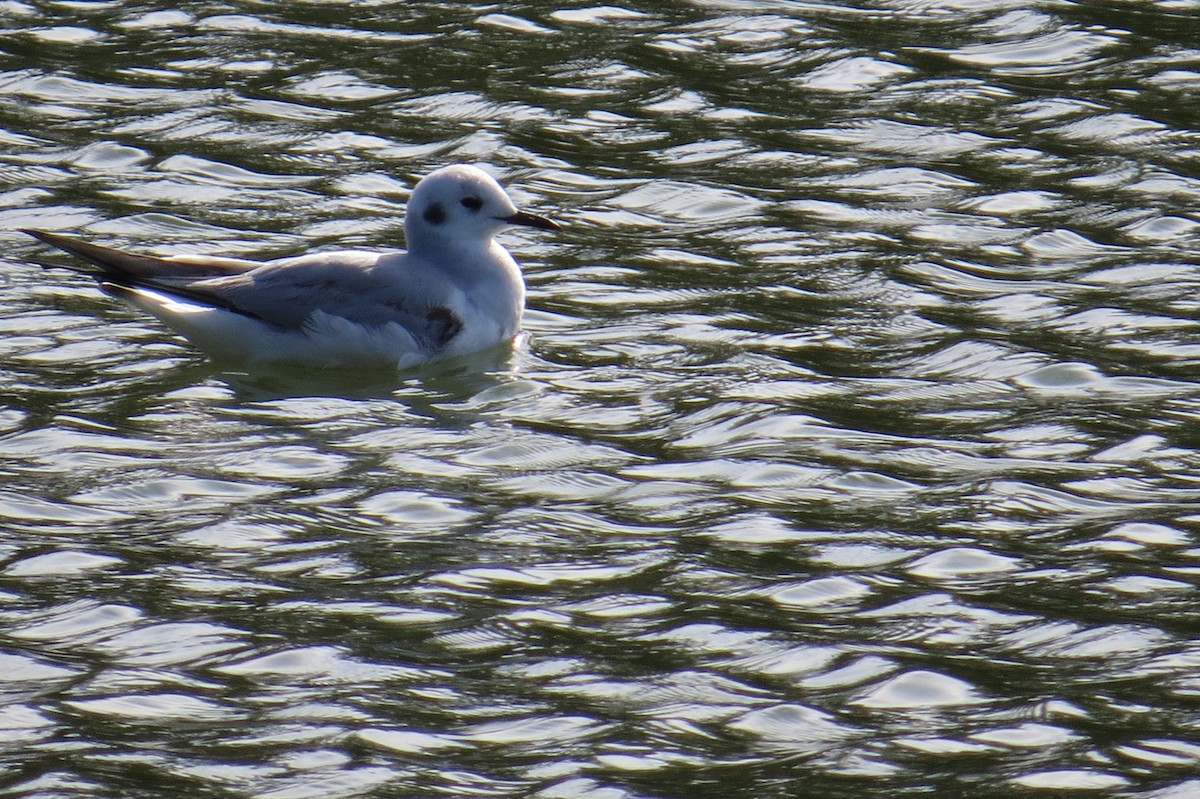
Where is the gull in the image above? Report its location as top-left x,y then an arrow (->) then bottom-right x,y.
21,164 -> 558,369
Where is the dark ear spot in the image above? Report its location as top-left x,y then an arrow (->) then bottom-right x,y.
423,201 -> 446,226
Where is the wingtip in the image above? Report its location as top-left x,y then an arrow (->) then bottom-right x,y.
19,228 -> 60,245
19,230 -> 74,270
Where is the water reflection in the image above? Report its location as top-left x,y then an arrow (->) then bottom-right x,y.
216,339 -> 524,401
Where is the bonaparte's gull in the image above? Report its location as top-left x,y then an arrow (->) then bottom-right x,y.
21,164 -> 558,368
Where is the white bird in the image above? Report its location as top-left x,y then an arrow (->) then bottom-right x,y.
21,164 -> 558,369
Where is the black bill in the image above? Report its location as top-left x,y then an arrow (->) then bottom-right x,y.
501,211 -> 560,231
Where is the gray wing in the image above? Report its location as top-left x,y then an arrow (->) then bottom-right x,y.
194,252 -> 466,349
23,230 -> 465,350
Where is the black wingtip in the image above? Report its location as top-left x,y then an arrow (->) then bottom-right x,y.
20,228 -> 83,251
20,230 -> 95,276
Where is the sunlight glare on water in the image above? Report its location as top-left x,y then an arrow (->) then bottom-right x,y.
1,2 -> 1200,798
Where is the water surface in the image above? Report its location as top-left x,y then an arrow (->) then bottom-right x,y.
2,2 -> 1200,797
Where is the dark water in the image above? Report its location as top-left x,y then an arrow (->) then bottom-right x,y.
2,2 -> 1200,797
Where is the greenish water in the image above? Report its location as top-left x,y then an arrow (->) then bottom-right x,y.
2,2 -> 1200,797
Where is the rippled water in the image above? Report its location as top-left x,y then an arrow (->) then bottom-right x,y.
2,1 -> 1200,797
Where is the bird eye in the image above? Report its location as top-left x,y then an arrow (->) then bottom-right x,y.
461,196 -> 483,211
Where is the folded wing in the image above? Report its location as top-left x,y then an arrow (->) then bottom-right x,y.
22,230 -> 465,353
